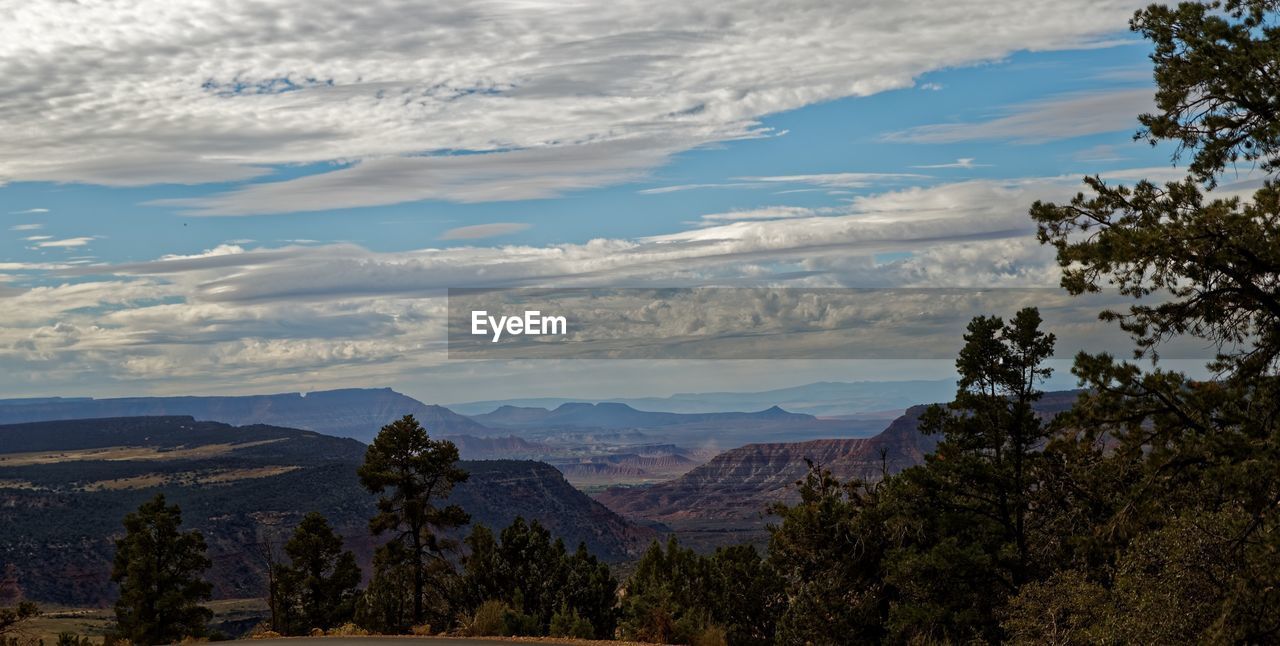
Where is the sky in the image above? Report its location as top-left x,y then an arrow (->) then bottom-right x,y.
0,0 -> 1226,403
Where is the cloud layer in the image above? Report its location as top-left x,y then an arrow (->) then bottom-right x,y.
0,175 -> 1109,393
2,0 -> 1143,214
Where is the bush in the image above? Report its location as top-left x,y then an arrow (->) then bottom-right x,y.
692,625 -> 728,646
550,606 -> 596,639
324,623 -> 369,636
469,599 -> 511,636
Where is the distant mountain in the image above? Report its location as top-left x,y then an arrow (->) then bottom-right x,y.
471,401 -> 815,430
448,380 -> 962,416
596,390 -> 1082,535
0,416 -> 649,607
0,388 -> 489,442
444,434 -> 548,460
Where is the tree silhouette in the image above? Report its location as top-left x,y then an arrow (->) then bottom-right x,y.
358,414 -> 469,626
111,494 -> 212,645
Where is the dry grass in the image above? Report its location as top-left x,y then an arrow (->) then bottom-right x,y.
0,478 -> 43,490
0,439 -> 286,466
83,466 -> 302,491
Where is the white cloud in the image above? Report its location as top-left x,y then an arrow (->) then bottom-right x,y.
912,158 -> 989,169
697,206 -> 820,224
9,208 -> 49,215
742,172 -> 928,189
638,182 -> 766,195
884,87 -> 1154,144
0,0 -> 1146,214
10,224 -> 42,231
36,236 -> 94,248
3,171 -> 1186,392
23,235 -> 52,241
439,222 -> 531,240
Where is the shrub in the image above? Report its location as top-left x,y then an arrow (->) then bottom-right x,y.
692,625 -> 728,646
550,606 -> 596,639
325,623 -> 369,636
469,599 -> 511,636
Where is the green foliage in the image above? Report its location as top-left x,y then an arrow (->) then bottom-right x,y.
549,605 -> 596,639
1134,0 -> 1280,185
270,511 -> 362,634
882,308 -> 1055,643
354,551 -> 417,634
459,517 -> 618,638
468,599 -> 512,636
357,414 -> 469,627
1001,570 -> 1113,646
111,494 -> 212,645
1024,1 -> 1280,640
620,537 -> 779,645
767,464 -> 888,645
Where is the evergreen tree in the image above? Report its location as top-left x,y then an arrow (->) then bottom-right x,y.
271,512 -> 362,634
558,542 -> 620,640
459,518 -> 618,638
768,464 -> 888,645
496,517 -> 567,630
620,536 -> 776,645
1025,1 -> 1280,639
111,494 -> 212,645
883,308 -> 1055,643
357,414 -> 469,627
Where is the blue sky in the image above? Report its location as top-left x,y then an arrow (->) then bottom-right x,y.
1,0 -> 1216,402
7,46 -> 1164,263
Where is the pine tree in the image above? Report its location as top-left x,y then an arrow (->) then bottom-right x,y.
357,414 -> 469,627
271,512 -> 362,634
111,494 -> 212,645
1025,1 -> 1280,639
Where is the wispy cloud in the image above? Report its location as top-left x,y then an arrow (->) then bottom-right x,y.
696,206 -> 822,225
884,88 -> 1153,144
439,222 -> 531,241
10,224 -> 42,231
638,182 -> 765,195
36,236 -> 94,248
912,158 -> 990,169
1,0 -> 1144,214
1,170 -> 1167,393
741,173 -> 927,189
8,208 -> 49,215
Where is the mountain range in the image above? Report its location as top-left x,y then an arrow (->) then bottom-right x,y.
471,402 -> 814,429
448,380 -> 964,416
0,389 -> 487,442
0,416 -> 650,607
595,390 -> 1083,545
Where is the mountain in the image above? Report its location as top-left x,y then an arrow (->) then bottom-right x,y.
595,390 -> 1083,538
551,451 -> 701,489
0,416 -> 649,607
448,380 -> 963,416
0,388 -> 489,442
471,402 -> 816,430
444,434 -> 548,459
